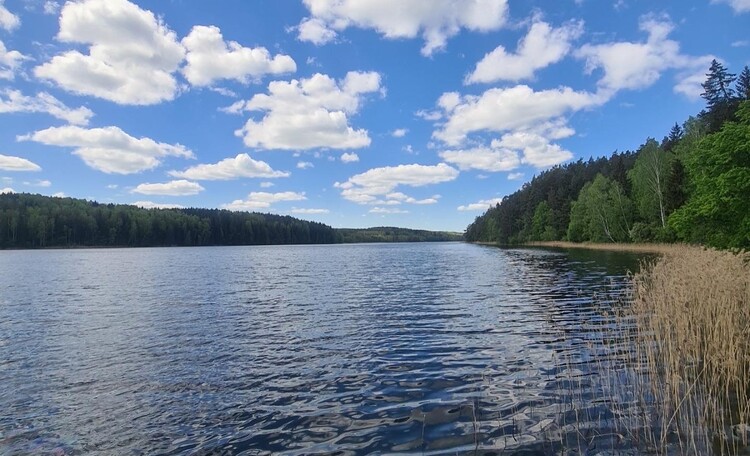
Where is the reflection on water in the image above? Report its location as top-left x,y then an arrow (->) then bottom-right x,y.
0,243 -> 645,454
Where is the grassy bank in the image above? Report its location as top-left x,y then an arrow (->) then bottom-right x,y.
622,245 -> 750,454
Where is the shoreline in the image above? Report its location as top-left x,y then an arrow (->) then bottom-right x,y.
475,240 -> 687,254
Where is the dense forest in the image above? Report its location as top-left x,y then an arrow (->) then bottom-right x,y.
0,193 -> 339,248
0,193 -> 461,248
338,227 -> 462,243
466,61 -> 750,250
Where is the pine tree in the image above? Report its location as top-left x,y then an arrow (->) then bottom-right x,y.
737,65 -> 750,101
701,59 -> 736,108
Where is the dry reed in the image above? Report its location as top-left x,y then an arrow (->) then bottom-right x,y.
624,245 -> 750,454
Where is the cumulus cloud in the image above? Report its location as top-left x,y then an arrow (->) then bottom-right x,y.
0,40 -> 27,80
233,71 -> 381,150
466,19 -> 583,84
43,1 -> 60,15
222,191 -> 306,211
19,125 -> 194,174
370,207 -> 408,214
575,16 -> 714,96
497,132 -> 573,168
259,181 -> 274,188
440,146 -> 520,172
297,0 -> 509,56
712,0 -> 750,13
34,0 -> 185,105
0,89 -> 94,125
297,161 -> 314,169
335,163 -> 457,205
457,197 -> 504,211
391,128 -> 408,137
340,152 -> 359,163
508,172 -> 524,180
132,200 -> 185,209
0,187 -> 13,194
132,180 -> 203,196
290,207 -> 330,214
434,84 -> 604,146
181,25 -> 296,86
0,0 -> 19,31
0,154 -> 41,171
169,153 -> 288,180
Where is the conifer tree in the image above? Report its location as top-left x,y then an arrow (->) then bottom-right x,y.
737,65 -> 750,101
701,59 -> 736,107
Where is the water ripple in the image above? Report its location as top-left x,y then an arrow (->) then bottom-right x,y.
0,243 -> 645,455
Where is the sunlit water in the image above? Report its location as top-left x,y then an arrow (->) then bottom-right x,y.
0,243 -> 648,455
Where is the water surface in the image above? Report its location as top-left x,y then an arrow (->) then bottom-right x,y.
0,243 -> 644,454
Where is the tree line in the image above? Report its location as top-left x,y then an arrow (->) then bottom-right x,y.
465,61 -> 750,250
0,193 -> 338,248
0,194 -> 463,248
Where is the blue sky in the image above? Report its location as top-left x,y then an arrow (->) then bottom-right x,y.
0,0 -> 748,231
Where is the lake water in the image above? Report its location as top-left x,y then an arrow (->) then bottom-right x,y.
0,243 -> 647,455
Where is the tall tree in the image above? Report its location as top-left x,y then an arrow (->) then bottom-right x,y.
737,65 -> 750,101
669,100 -> 750,249
567,174 -> 633,243
701,59 -> 736,107
628,138 -> 672,228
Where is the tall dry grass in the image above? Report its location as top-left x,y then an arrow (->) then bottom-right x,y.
625,245 -> 750,454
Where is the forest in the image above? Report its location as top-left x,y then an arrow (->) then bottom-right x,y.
465,61 -> 750,250
0,193 -> 461,248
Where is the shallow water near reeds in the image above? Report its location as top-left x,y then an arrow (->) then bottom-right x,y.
0,243 -> 652,455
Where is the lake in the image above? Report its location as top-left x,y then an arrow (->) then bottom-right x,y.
0,243 -> 646,455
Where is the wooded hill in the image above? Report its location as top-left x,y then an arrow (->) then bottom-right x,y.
465,61 -> 750,250
0,193 -> 462,248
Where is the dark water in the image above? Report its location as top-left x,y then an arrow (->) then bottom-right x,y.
0,243 -> 647,455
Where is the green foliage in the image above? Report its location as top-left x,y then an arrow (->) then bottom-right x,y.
566,174 -> 633,243
0,193 -> 338,248
628,138 -> 673,228
737,66 -> 750,101
530,201 -> 556,241
669,101 -> 750,249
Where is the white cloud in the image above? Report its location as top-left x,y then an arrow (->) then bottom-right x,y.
52,192 -> 66,197
132,179 -> 203,196
335,162 -> 458,205
19,125 -> 194,174
340,152 -> 359,163
181,25 -> 296,86
24,179 -> 51,187
0,40 -> 27,80
731,40 -> 749,47
222,191 -> 306,211
290,207 -> 330,214
0,154 -> 41,171
712,0 -> 750,13
132,200 -> 185,209
434,84 -> 604,146
297,0 -> 509,56
457,197 -> 503,211
0,187 -> 14,194
169,153 -> 288,180
0,89 -> 94,125
43,1 -> 60,15
297,17 -> 338,45
259,181 -> 274,188
370,207 -> 408,214
575,16 -> 713,95
0,0 -> 19,31
391,128 -> 408,137
297,161 -> 314,169
106,184 -> 118,189
234,71 -> 381,150
508,172 -> 524,180
497,132 -> 573,168
466,19 -> 583,84
440,146 -> 520,172
34,0 -> 185,105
